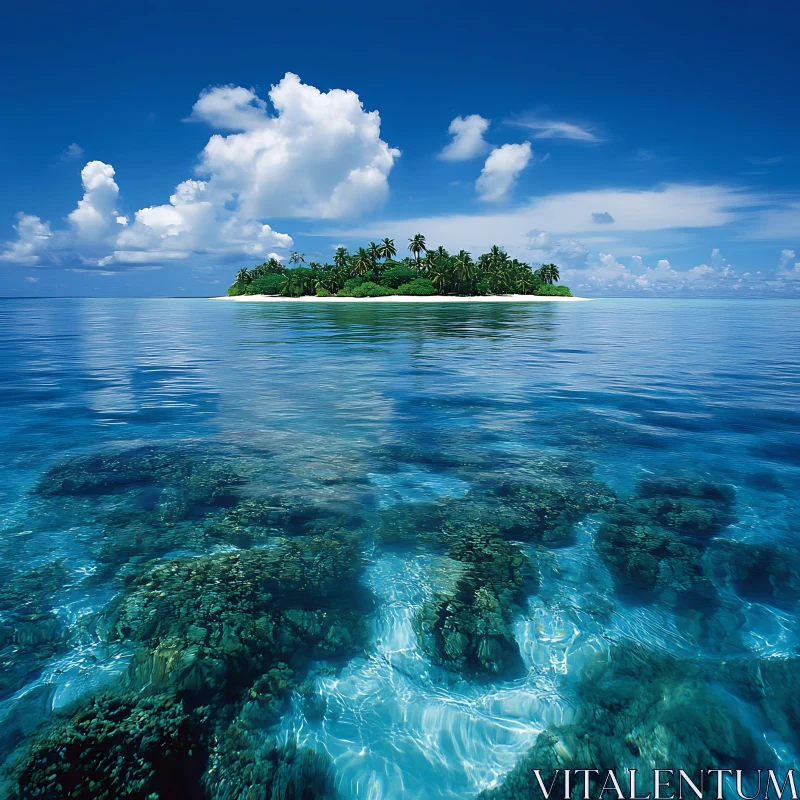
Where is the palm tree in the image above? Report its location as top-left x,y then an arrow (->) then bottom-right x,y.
280,272 -> 300,297
454,250 -> 474,292
289,251 -> 306,265
537,263 -> 559,284
517,273 -> 535,294
379,238 -> 397,261
333,247 -> 349,269
236,267 -> 252,285
353,248 -> 372,276
367,242 -> 382,266
295,270 -> 313,295
422,253 -> 438,274
431,266 -> 449,294
408,233 -> 427,264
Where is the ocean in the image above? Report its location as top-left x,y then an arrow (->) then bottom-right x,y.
0,297 -> 798,799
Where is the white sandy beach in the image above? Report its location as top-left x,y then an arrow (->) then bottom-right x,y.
214,294 -> 589,303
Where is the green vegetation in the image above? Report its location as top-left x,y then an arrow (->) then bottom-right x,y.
226,235 -> 571,297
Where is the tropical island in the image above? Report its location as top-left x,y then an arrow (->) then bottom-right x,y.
224,234 -> 574,300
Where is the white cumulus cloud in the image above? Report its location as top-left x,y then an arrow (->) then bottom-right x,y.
191,73 -> 401,220
1,214 -> 55,267
438,115 -> 490,161
476,142 -> 532,202
777,248 -> 800,280
1,73 -> 398,271
68,161 -> 123,248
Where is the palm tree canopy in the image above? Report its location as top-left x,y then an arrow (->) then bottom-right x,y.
333,247 -> 349,268
230,236 -> 568,297
408,233 -> 427,262
379,238 -> 397,260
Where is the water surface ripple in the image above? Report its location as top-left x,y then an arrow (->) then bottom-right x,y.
0,298 -> 799,798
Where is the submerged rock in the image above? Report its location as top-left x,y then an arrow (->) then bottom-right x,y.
484,480 -> 615,546
377,476 -> 614,550
416,529 -> 535,677
204,723 -> 336,800
720,655 -> 800,755
102,532 -> 369,701
707,538 -> 800,605
594,477 -> 736,605
204,495 -> 361,547
480,641 -> 761,799
4,692 -> 209,799
35,444 -> 245,506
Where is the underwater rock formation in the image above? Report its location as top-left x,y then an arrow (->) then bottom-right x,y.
707,539 -> 800,605
377,474 -> 614,550
102,532 -> 369,701
720,655 -> 800,756
482,479 -> 615,546
2,528 -> 370,798
36,444 -> 245,506
416,529 -> 535,676
479,641 -> 761,799
204,723 -> 335,800
204,496 -> 361,547
5,692 -> 209,799
594,478 -> 736,604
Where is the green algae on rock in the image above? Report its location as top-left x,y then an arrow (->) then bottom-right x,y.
416,529 -> 536,677
103,532 -> 369,700
5,692 -> 209,800
594,478 -> 736,602
479,642 -> 761,800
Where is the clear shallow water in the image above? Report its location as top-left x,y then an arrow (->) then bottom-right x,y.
0,298 -> 799,798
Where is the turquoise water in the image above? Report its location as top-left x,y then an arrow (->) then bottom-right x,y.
0,298 -> 799,798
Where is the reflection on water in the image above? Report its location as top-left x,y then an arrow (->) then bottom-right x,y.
0,298 -> 799,798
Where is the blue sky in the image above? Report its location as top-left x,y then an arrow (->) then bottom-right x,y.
1,0 -> 798,296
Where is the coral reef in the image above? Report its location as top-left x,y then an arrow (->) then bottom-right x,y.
594,478 -> 736,604
204,723 -> 335,800
5,692 -> 209,799
204,496 -> 360,547
36,444 -> 245,507
416,529 -> 535,676
377,477 -> 614,550
103,532 -> 368,701
707,539 -> 800,605
479,642 -> 761,799
720,655 -> 800,755
482,479 -> 615,546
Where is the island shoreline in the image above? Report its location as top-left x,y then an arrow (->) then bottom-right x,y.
214,294 -> 590,303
